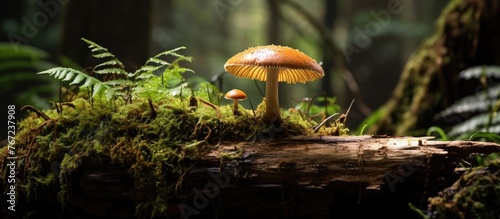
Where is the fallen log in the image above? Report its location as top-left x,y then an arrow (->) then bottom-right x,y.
49,135 -> 500,219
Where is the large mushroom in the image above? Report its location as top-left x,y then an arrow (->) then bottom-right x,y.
224,45 -> 324,123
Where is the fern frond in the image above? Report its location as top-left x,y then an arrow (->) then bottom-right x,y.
435,84 -> 500,118
103,79 -> 134,86
94,60 -> 124,70
92,83 -> 105,97
448,113 -> 500,137
448,114 -> 488,137
81,38 -> 120,62
459,65 -> 500,79
131,47 -> 192,77
94,68 -> 128,75
37,67 -> 113,100
135,72 -> 156,80
0,43 -> 48,60
70,74 -> 86,85
81,38 -> 127,76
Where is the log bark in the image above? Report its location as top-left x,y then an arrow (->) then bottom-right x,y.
13,136 -> 500,219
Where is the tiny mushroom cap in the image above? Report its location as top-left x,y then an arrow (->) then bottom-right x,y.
224,89 -> 247,100
225,89 -> 247,115
224,45 -> 324,122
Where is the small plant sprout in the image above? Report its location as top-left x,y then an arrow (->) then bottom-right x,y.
224,89 -> 247,115
224,45 -> 324,123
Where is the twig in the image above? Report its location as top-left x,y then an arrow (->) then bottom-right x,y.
21,105 -> 50,121
198,97 -> 221,118
341,99 -> 356,124
248,99 -> 256,117
148,98 -> 157,120
254,80 -> 265,98
314,113 -> 339,133
306,95 -> 316,116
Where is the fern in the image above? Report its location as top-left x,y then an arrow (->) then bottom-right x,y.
133,47 -> 192,77
435,84 -> 500,118
81,38 -> 128,76
435,65 -> 500,139
37,67 -> 117,99
459,65 -> 500,79
447,114 -> 492,137
37,38 -> 193,103
133,65 -> 193,102
0,43 -> 59,110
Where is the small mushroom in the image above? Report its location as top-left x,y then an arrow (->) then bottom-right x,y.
224,89 -> 247,115
224,45 -> 324,123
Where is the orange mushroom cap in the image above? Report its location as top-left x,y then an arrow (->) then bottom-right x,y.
224,89 -> 247,100
223,45 -> 324,83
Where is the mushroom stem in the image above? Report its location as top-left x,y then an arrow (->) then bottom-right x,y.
264,68 -> 281,123
233,99 -> 239,115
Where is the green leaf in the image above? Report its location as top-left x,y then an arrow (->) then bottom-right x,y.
93,52 -> 115,59
94,68 -> 128,75
148,57 -> 169,65
355,107 -> 384,135
0,43 -> 49,60
468,132 -> 500,143
62,72 -> 74,81
92,83 -> 104,97
103,79 -> 133,86
136,72 -> 156,80
81,38 -> 124,70
81,77 -> 94,87
38,66 -> 113,100
435,84 -> 500,118
70,74 -> 86,85
459,65 -> 500,79
196,81 -> 221,103
95,59 -> 125,69
426,126 -> 448,141
132,46 -> 192,78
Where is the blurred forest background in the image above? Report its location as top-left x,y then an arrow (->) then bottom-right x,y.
1,0 -> 450,137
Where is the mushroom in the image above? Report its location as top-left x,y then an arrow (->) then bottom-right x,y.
224,89 -> 247,115
224,45 -> 324,123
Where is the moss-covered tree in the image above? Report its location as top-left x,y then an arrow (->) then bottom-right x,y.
366,0 -> 500,136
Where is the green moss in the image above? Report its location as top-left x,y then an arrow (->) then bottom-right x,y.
0,92 -> 348,217
427,158 -> 500,219
0,41 -> 349,217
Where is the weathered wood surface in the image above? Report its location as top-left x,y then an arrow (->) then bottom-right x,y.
199,135 -> 500,188
174,135 -> 500,219
15,136 -> 500,219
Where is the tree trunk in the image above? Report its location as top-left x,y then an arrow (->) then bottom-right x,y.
59,0 -> 152,71
321,0 -> 338,98
266,0 -> 280,45
366,0 -> 500,136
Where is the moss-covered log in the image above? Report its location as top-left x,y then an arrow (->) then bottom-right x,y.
427,157 -> 500,218
366,0 -> 500,136
4,135 -> 500,219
